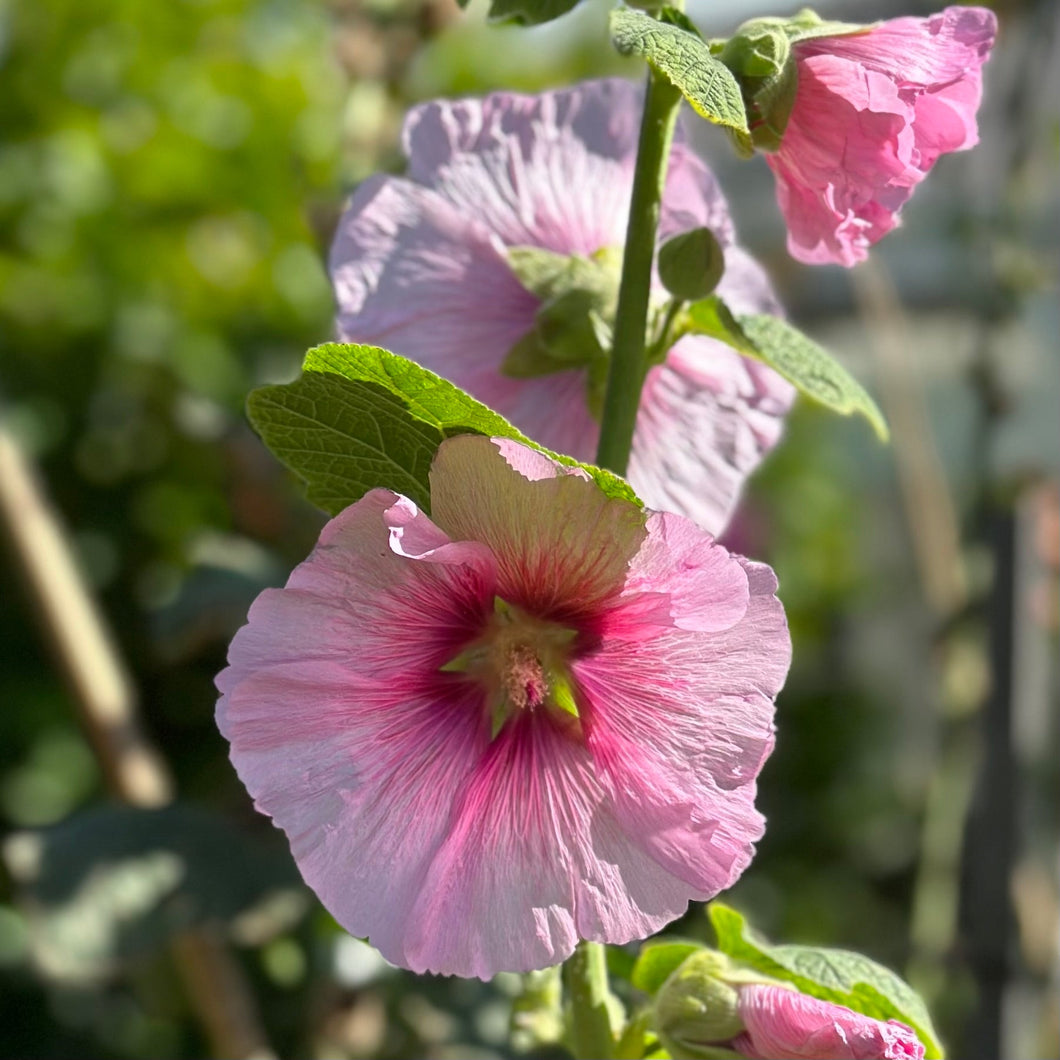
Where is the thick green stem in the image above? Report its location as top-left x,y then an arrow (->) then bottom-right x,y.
595,67 -> 682,476
565,941 -> 617,1059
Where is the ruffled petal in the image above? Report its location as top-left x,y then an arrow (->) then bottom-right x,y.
330,174 -> 596,457
401,711 -> 697,977
402,79 -> 641,255
217,491 -> 508,963
658,141 -> 736,246
429,434 -> 647,620
574,558 -> 789,893
629,335 -> 794,534
799,7 -> 997,90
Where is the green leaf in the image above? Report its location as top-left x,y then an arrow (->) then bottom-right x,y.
631,938 -> 705,995
485,0 -> 581,26
610,8 -> 749,133
248,343 -> 639,516
708,905 -> 943,1058
682,299 -> 889,440
658,227 -> 725,301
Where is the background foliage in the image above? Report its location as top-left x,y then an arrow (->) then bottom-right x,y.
0,0 -> 1056,1057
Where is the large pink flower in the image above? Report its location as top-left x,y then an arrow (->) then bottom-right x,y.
768,6 -> 997,266
216,434 -> 790,978
732,985 -> 925,1060
330,79 -> 794,537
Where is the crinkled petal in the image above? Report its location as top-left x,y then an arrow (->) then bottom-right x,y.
330,174 -> 596,457
658,141 -> 736,247
769,56 -> 919,266
775,8 -> 996,266
799,7 -> 997,89
401,711 -> 699,978
629,336 -> 794,535
575,558 -> 789,893
402,79 -> 641,255
217,491 -> 507,963
621,511 -> 749,633
429,434 -> 646,620
734,985 -> 926,1060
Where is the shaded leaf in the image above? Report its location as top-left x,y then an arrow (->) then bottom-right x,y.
683,299 -> 889,440
3,805 -> 306,984
610,9 -> 749,133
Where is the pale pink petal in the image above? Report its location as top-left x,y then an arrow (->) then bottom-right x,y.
575,557 -> 789,893
629,336 -> 794,535
658,141 -> 736,246
622,511 -> 748,633
402,79 -> 641,255
217,491 -> 508,964
734,984 -> 926,1060
330,173 -> 596,458
401,711 -> 698,977
429,434 -> 646,619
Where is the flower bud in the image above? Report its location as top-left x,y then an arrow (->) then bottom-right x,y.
654,950 -> 745,1058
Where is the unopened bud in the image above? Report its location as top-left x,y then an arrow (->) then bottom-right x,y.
654,950 -> 744,1059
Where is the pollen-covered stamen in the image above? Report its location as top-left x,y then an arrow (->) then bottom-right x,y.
441,598 -> 579,737
502,642 -> 549,711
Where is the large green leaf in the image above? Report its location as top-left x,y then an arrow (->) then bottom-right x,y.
610,8 -> 749,133
682,298 -> 889,440
709,904 -> 942,1058
247,343 -> 639,516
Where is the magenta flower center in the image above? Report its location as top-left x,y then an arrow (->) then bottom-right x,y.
445,598 -> 579,736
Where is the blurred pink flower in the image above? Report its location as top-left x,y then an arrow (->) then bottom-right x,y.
330,79 -> 794,536
216,434 -> 790,978
733,985 -> 925,1060
768,6 -> 997,266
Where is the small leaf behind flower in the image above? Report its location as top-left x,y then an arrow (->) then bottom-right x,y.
610,8 -> 749,133
248,343 -> 639,516
709,904 -> 943,1058
484,0 -> 581,26
682,298 -> 889,440
631,938 -> 706,995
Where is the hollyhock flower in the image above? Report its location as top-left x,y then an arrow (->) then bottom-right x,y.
216,434 -> 790,978
330,78 -> 795,537
767,6 -> 997,266
732,985 -> 925,1060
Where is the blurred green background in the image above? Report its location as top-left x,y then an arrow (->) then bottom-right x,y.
0,0 -> 1056,1057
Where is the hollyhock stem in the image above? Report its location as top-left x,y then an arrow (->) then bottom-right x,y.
595,66 -> 682,476
565,940 -> 617,1058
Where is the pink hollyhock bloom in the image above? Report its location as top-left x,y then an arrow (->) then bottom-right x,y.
732,985 -> 925,1060
330,79 -> 795,537
216,434 -> 790,978
768,6 -> 997,266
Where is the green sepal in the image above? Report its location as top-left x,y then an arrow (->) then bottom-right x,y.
709,904 -> 943,1058
680,297 -> 889,441
714,9 -> 872,153
657,227 -> 725,302
247,343 -> 640,517
610,8 -> 749,134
